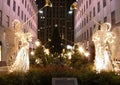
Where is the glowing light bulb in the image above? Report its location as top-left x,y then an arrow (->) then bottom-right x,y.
84,52 -> 90,57
35,40 -> 40,47
78,46 -> 84,53
30,51 -> 34,55
67,52 -> 72,59
44,49 -> 50,55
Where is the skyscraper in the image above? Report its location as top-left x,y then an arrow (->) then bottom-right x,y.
37,0 -> 75,47
75,0 -> 120,44
0,0 -> 38,63
74,0 -> 120,60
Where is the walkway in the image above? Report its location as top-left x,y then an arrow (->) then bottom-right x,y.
0,61 -> 8,74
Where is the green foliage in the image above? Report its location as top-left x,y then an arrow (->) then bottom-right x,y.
49,27 -> 63,54
34,46 -> 45,58
32,46 -> 53,67
70,52 -> 88,70
25,41 -> 120,85
0,66 -> 120,85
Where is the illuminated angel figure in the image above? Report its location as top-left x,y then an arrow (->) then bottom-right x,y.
10,32 -> 33,72
9,20 -> 33,72
92,23 -> 115,73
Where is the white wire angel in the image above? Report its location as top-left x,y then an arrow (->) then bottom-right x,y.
9,20 -> 33,72
92,23 -> 115,72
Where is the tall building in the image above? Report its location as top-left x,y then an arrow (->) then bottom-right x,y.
75,0 -> 120,59
37,0 -> 75,47
0,0 -> 38,63
75,0 -> 120,43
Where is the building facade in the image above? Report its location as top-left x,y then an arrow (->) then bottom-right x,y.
38,0 -> 74,47
74,0 -> 120,60
0,0 -> 38,63
75,0 -> 120,43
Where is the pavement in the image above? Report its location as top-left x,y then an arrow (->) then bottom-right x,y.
0,61 -> 8,74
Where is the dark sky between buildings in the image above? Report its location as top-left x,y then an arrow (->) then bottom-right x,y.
35,0 -> 76,10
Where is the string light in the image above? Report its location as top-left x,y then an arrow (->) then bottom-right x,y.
35,39 -> 41,47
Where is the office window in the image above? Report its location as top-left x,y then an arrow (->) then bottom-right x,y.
89,0 -> 91,5
81,0 -> 83,3
84,5 -> 85,12
104,16 -> 107,22
98,21 -> 101,30
0,10 -> 2,25
25,0 -> 27,8
18,6 -> 20,16
27,4 -> 29,11
103,0 -> 106,7
93,24 -> 96,30
86,1 -> 88,9
7,0 -> 10,6
97,2 -> 100,13
24,14 -> 26,22
87,16 -> 88,23
22,0 -> 24,4
21,10 -> 23,20
84,32 -> 86,40
0,42 -> 1,61
6,15 -> 10,27
93,7 -> 95,17
27,17 -> 28,24
13,1 -> 16,12
87,29 -> 89,39
84,18 -> 86,25
82,9 -> 83,15
90,27 -> 92,36
111,11 -> 115,25
89,11 -> 92,20
82,20 -> 83,27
